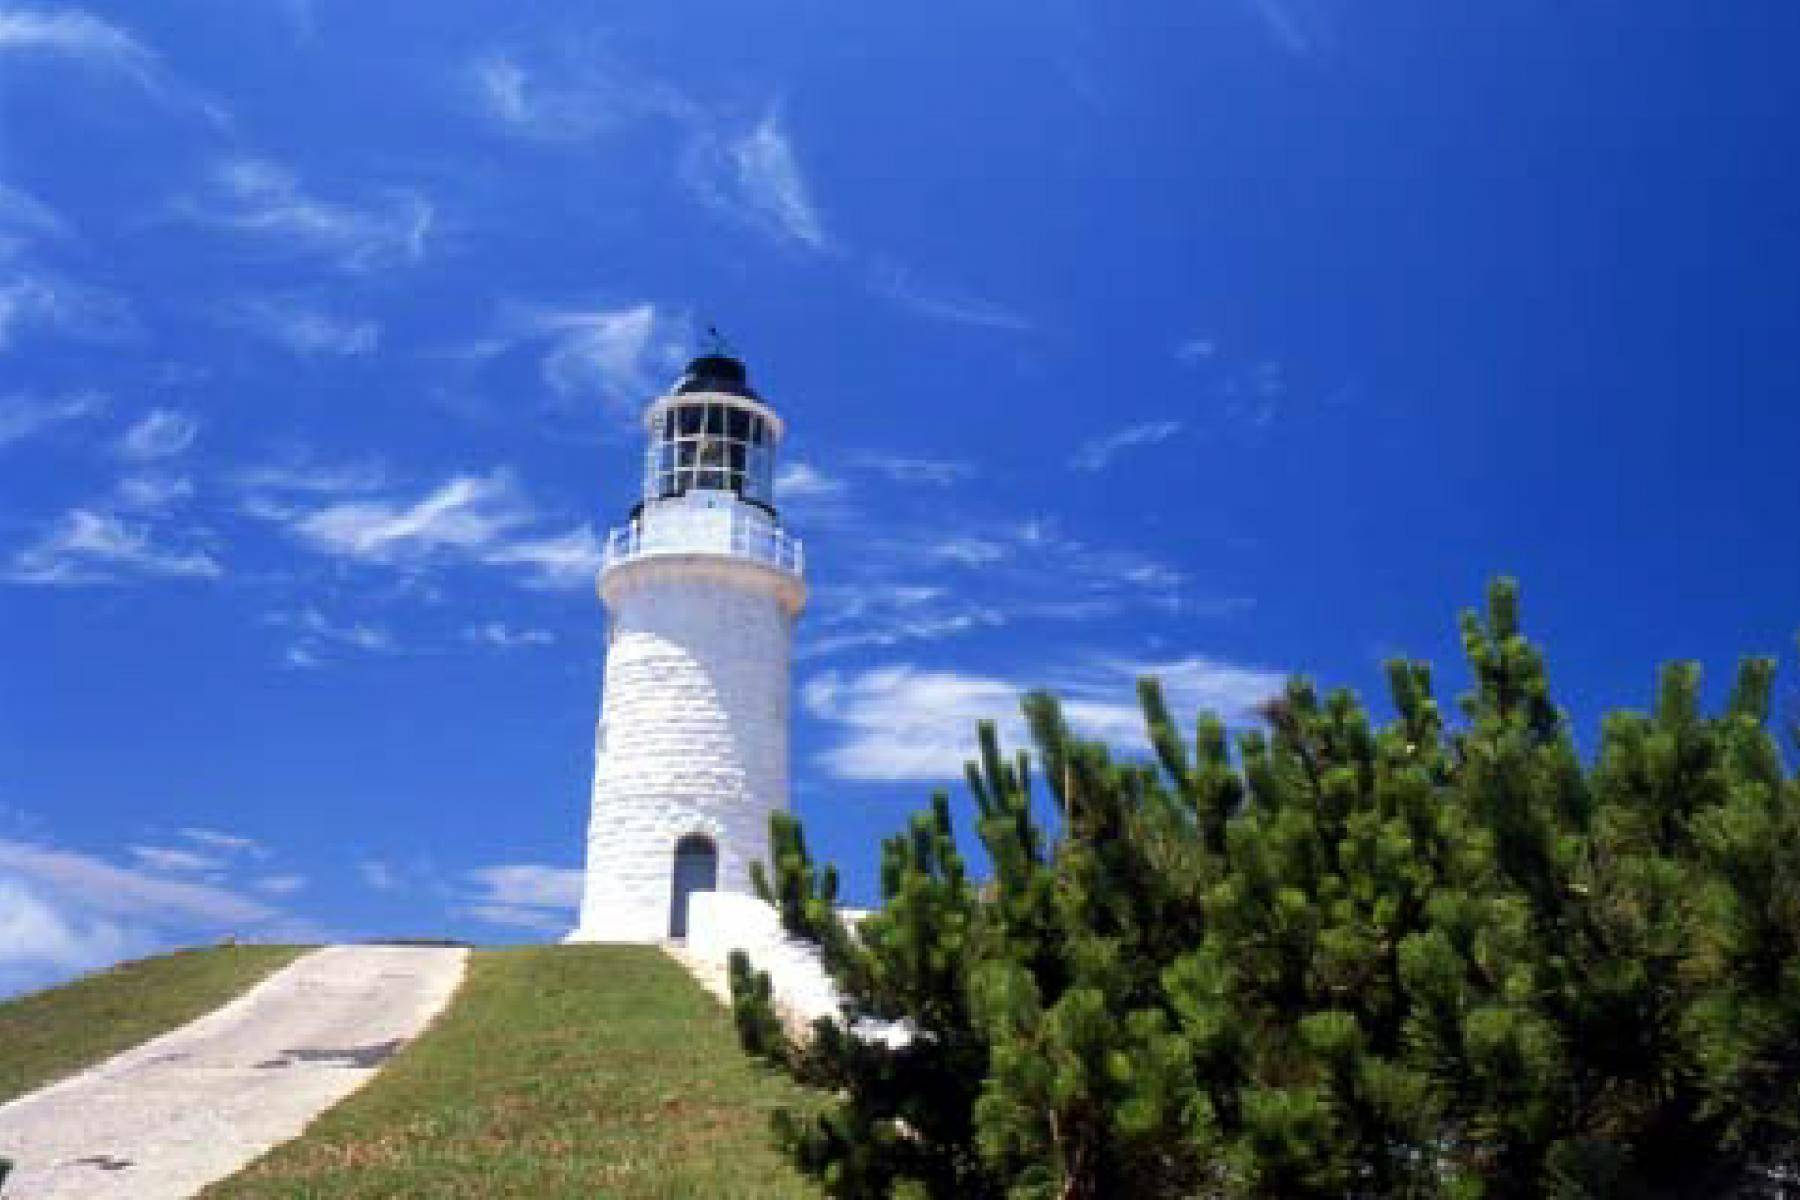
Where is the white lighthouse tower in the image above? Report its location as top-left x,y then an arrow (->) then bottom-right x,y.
568,350 -> 806,944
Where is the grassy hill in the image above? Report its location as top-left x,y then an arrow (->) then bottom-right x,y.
0,945 -> 307,1105
204,946 -> 820,1199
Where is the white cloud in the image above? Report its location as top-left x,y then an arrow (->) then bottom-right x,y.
532,302 -> 684,409
232,455 -> 387,497
292,471 -> 531,564
467,49 -> 692,143
0,179 -> 137,351
1216,360 -> 1287,429
267,607 -> 394,662
923,536 -> 1011,567
0,268 -> 134,350
115,473 -> 194,510
254,874 -> 306,896
481,524 -> 604,589
180,828 -> 266,857
855,453 -> 974,487
0,877 -> 141,997
234,296 -> 379,357
1238,0 -> 1323,57
0,8 -> 153,69
0,8 -> 227,126
117,408 -> 198,459
265,469 -> 605,590
803,666 -> 1027,782
473,56 -> 530,124
359,859 -> 400,891
463,904 -> 565,932
180,157 -> 433,273
867,260 -> 1030,332
775,461 -> 846,500
1175,336 -> 1216,363
805,582 -> 1014,658
802,654 -> 1285,781
0,837 -> 279,926
464,622 -> 555,649
731,112 -> 827,249
461,863 -> 581,931
129,845 -> 223,873
460,301 -> 687,412
1071,420 -> 1183,472
0,389 -> 104,447
0,826 -> 318,993
467,864 -> 582,909
7,508 -> 221,585
0,180 -> 69,243
686,110 -> 828,251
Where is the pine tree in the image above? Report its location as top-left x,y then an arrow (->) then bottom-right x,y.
728,579 -> 1800,1198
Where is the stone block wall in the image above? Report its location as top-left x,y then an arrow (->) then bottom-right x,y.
568,555 -> 801,944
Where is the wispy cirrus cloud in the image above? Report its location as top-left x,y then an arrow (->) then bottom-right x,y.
468,50 -> 691,143
1071,420 -> 1183,472
460,863 -> 581,932
266,607 -> 394,668
290,471 -> 532,564
0,7 -> 227,124
230,295 -> 379,357
231,453 -> 388,500
116,408 -> 198,460
482,525 -> 604,589
0,825 -> 313,995
0,877 -> 141,997
261,468 -> 603,590
532,303 -> 681,408
6,507 -> 221,585
685,109 -> 829,252
0,183 -> 137,350
115,473 -> 194,511
803,653 -> 1286,781
0,270 -> 135,350
463,622 -> 555,649
1237,0 -> 1327,58
803,585 -> 1006,659
176,158 -> 434,273
853,452 -> 975,487
775,461 -> 846,500
0,181 -> 70,245
458,300 -> 688,414
867,259 -> 1031,332
0,389 -> 104,447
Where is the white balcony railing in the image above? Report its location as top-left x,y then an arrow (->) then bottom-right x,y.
602,506 -> 803,577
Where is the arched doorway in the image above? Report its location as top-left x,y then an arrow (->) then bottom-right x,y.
669,834 -> 718,939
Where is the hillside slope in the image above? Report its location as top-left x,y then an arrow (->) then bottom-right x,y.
204,946 -> 820,1199
0,945 -> 307,1105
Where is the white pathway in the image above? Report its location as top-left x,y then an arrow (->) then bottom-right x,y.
0,945 -> 467,1200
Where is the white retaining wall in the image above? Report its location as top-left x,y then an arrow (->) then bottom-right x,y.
685,891 -> 842,1027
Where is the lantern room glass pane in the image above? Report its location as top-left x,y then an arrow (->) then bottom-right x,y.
641,398 -> 779,507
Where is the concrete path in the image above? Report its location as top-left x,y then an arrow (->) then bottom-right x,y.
0,945 -> 467,1200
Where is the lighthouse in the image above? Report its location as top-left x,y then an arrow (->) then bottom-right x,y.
568,351 -> 806,943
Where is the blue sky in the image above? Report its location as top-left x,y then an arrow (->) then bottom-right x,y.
3,1 -> 1798,996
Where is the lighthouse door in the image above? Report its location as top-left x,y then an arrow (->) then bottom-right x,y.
669,834 -> 719,939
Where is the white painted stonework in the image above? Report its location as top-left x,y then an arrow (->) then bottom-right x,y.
569,367 -> 806,945
682,891 -> 843,1028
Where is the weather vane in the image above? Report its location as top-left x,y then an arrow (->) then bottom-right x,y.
702,323 -> 734,358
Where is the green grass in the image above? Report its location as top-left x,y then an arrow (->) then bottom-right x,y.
205,946 -> 821,1200
0,944 -> 307,1104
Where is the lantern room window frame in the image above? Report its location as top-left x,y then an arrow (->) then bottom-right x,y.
639,392 -> 783,514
